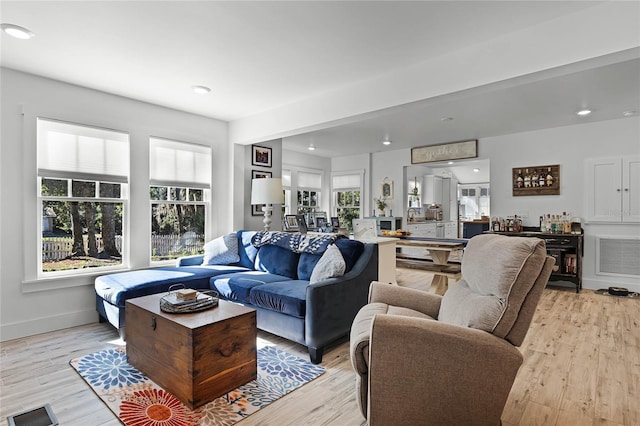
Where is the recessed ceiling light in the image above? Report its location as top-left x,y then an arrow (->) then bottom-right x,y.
576,109 -> 592,116
623,110 -> 638,117
382,139 -> 392,146
308,144 -> 316,151
1,23 -> 34,40
473,168 -> 480,172
448,161 -> 454,165
191,85 -> 211,95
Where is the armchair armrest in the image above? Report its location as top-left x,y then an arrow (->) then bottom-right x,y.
176,254 -> 204,266
369,281 -> 442,318
368,314 -> 523,425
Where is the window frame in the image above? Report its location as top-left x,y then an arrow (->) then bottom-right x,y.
36,118 -> 130,278
149,137 -> 212,264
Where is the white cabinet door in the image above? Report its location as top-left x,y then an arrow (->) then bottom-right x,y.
444,221 -> 458,238
623,156 -> 640,222
407,223 -> 436,237
586,157 -> 622,222
586,156 -> 639,223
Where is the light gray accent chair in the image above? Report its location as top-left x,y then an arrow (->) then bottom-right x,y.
350,233 -> 555,425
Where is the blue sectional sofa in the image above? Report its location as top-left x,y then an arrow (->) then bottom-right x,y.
95,230 -> 378,363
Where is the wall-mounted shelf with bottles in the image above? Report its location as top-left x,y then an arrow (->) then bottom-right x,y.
512,164 -> 560,196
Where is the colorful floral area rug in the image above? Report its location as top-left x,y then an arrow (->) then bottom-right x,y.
70,346 -> 325,425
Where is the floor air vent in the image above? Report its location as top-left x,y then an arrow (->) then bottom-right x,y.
6,404 -> 58,426
597,237 -> 640,277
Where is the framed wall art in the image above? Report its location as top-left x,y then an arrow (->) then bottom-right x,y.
284,214 -> 299,231
252,170 -> 272,179
512,164 -> 560,196
252,145 -> 272,168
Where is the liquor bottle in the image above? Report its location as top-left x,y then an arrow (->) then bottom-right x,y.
517,170 -> 524,188
524,169 -> 531,188
531,169 -> 538,187
539,169 -> 546,187
540,216 -> 547,232
546,167 -> 554,186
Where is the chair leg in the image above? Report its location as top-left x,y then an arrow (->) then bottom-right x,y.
308,347 -> 323,364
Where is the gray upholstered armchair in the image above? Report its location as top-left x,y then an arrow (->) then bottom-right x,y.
350,234 -> 554,425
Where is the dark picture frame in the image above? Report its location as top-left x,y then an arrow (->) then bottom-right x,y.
295,214 -> 308,234
284,214 -> 299,230
512,164 -> 560,196
331,216 -> 340,230
252,145 -> 272,168
252,170 -> 272,179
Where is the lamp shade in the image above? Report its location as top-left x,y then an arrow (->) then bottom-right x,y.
251,178 -> 283,205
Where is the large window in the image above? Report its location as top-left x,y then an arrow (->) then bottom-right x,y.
149,138 -> 211,261
332,172 -> 363,231
37,118 -> 129,275
459,184 -> 490,220
296,171 -> 322,216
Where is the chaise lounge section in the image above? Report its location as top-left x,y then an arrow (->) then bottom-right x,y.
95,230 -> 378,363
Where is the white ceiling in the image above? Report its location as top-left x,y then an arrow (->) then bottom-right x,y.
1,1 -> 639,159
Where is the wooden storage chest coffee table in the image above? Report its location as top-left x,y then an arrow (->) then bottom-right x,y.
125,293 -> 257,409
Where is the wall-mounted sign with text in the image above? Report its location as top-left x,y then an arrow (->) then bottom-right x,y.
411,140 -> 477,164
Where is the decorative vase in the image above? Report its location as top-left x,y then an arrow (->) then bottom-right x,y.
379,210 -> 386,217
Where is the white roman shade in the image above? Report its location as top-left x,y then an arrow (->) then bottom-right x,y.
332,173 -> 361,189
298,171 -> 322,189
150,138 -> 211,189
37,118 -> 129,183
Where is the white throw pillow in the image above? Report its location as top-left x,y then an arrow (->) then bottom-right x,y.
202,233 -> 240,265
309,244 -> 346,284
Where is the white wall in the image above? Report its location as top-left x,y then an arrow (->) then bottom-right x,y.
483,117 -> 640,292
243,139 -> 283,231
0,69 -> 230,341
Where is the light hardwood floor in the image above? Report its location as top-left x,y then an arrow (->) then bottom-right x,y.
1,268 -> 638,425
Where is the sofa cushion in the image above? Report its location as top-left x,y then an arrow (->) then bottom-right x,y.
334,238 -> 364,273
310,243 -> 346,284
95,265 -> 249,307
254,244 -> 300,279
298,252 -> 322,281
236,230 -> 259,269
211,271 -> 290,303
202,232 -> 240,265
249,280 -> 309,318
438,234 -> 547,335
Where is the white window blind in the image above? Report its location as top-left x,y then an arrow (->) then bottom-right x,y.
150,138 -> 211,189
298,171 -> 322,189
37,118 -> 129,183
332,173 -> 361,189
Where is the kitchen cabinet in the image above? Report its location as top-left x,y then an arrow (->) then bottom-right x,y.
586,156 -> 639,222
406,222 -> 437,238
445,221 -> 458,238
423,175 -> 451,219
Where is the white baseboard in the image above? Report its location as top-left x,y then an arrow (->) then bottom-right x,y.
582,277 -> 640,293
0,309 -> 98,342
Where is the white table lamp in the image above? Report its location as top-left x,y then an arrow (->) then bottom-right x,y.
251,177 -> 284,231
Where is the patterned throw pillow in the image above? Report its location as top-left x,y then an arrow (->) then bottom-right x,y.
309,244 -> 346,284
202,233 -> 240,265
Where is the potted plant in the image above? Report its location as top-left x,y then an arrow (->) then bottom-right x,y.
375,196 -> 388,216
